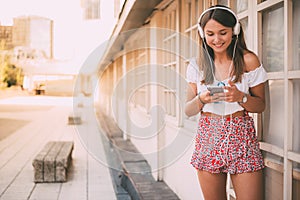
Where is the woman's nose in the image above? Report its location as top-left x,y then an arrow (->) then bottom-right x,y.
213,35 -> 221,42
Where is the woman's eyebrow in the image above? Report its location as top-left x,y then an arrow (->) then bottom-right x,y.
206,28 -> 229,33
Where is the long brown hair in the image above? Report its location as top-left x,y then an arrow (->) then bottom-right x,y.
198,5 -> 250,84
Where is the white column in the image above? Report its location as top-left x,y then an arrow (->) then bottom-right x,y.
122,54 -> 128,140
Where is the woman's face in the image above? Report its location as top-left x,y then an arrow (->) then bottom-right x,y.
203,19 -> 233,54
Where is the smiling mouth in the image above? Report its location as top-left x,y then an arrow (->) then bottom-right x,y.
214,43 -> 224,48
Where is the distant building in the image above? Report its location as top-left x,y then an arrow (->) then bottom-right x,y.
10,1 -> 118,96
12,16 -> 53,59
0,25 -> 13,50
81,0 -> 101,20
80,0 -> 124,20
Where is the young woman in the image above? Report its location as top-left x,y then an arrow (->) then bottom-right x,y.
185,5 -> 267,200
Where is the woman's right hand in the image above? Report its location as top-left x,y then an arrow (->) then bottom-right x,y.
199,90 -> 226,104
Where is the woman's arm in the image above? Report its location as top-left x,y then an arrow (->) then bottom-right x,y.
242,52 -> 266,113
240,82 -> 266,113
184,83 -> 204,117
224,52 -> 266,113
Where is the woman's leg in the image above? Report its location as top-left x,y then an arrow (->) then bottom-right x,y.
230,170 -> 263,200
197,170 -> 227,200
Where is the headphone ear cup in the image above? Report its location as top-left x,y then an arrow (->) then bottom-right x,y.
234,23 -> 240,35
198,24 -> 204,38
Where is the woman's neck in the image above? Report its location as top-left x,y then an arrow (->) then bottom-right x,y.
213,53 -> 233,82
214,52 -> 231,64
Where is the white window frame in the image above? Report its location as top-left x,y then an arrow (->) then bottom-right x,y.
162,2 -> 180,120
254,0 -> 300,200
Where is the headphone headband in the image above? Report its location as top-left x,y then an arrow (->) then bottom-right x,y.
197,6 -> 240,39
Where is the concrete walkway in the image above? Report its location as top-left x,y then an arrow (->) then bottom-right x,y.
0,95 -> 116,200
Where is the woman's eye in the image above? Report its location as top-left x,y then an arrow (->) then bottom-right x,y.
220,32 -> 227,35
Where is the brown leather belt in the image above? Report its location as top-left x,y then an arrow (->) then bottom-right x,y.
201,110 -> 245,118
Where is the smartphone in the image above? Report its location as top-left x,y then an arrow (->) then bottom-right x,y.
207,86 -> 224,95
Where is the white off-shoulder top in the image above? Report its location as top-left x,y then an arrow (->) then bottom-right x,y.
186,57 -> 268,115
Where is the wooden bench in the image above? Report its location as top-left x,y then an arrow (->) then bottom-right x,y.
32,141 -> 74,183
68,112 -> 82,125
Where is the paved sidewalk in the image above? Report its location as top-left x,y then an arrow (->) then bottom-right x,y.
0,95 -> 116,200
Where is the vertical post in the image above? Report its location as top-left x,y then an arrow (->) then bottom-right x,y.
283,0 -> 293,199
176,0 -> 183,127
112,61 -> 118,123
149,9 -> 164,181
122,54 -> 128,140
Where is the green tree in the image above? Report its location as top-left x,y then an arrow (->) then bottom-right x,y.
0,53 -> 24,88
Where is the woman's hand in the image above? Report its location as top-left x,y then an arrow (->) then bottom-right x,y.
199,90 -> 226,103
223,80 -> 244,103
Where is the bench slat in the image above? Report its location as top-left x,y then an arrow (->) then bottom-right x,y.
32,142 -> 55,182
44,142 -> 64,182
56,142 -> 74,168
56,142 -> 74,182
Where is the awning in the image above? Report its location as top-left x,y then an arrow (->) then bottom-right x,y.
98,0 -> 162,72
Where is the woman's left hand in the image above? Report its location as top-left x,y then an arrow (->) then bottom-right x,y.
223,80 -> 244,102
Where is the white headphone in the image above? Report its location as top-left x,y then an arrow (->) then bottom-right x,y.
197,6 -> 240,39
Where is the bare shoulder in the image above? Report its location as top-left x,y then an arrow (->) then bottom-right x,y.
243,51 -> 261,72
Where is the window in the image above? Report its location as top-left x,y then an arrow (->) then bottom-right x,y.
258,0 -> 300,199
183,0 -> 202,122
293,79 -> 300,153
263,80 -> 284,148
293,161 -> 300,199
239,18 -> 249,48
132,49 -> 148,109
262,4 -> 284,72
236,0 -> 248,13
293,0 -> 300,70
184,0 -> 201,58
264,153 -> 284,199
162,4 -> 178,117
217,0 -> 228,6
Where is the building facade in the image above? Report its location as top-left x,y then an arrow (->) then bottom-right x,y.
96,0 -> 300,199
0,25 -> 13,50
12,16 -> 53,59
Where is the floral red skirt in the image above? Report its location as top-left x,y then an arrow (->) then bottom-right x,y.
191,114 -> 264,174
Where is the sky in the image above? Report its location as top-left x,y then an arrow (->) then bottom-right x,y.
0,0 -> 116,63
0,0 -> 79,26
